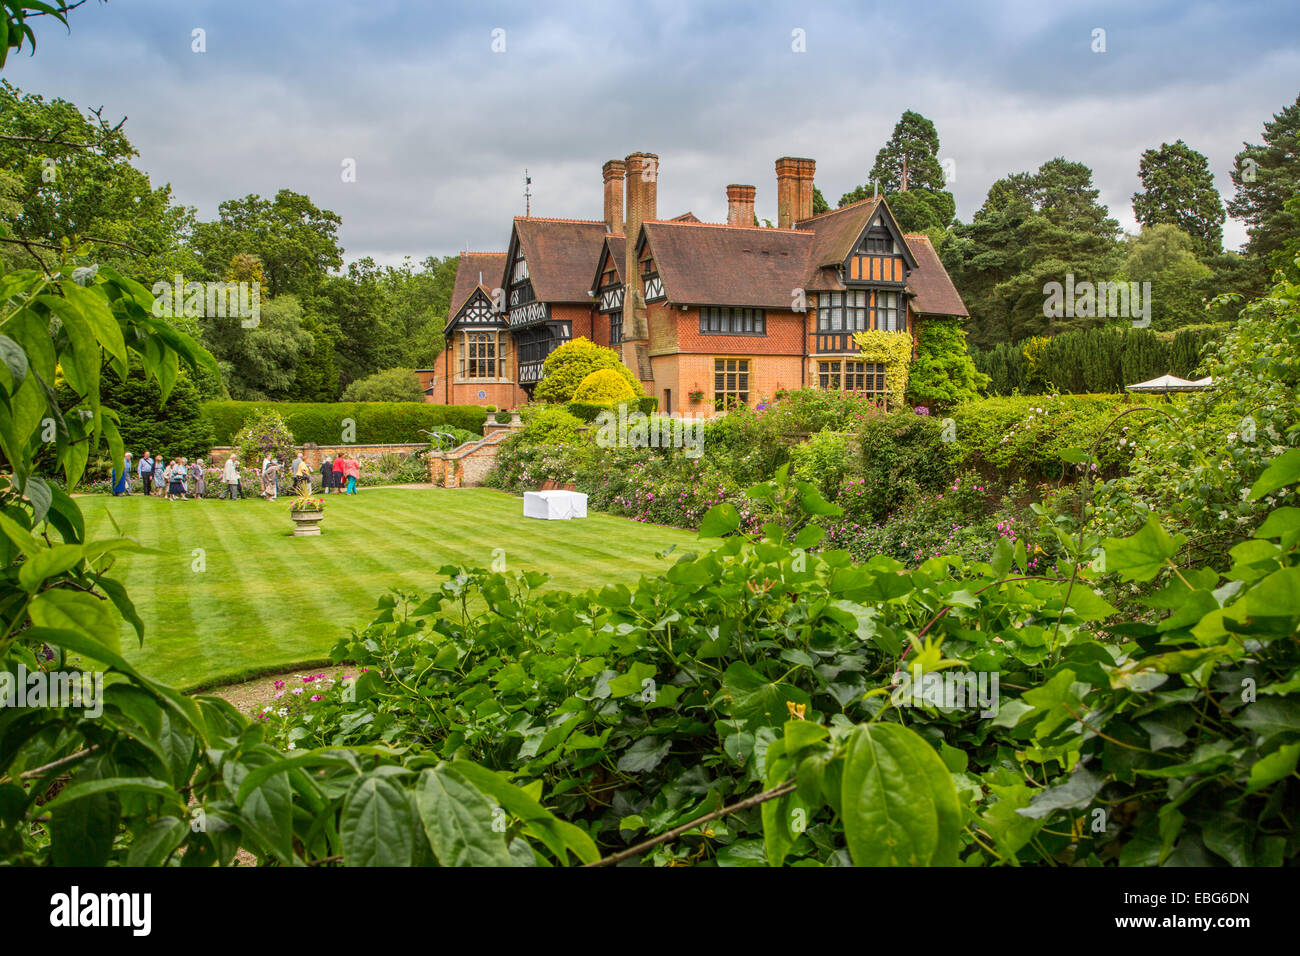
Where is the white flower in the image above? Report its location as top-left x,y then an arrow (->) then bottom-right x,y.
287,742 -> 296,750
277,707 -> 288,716
262,706 -> 272,713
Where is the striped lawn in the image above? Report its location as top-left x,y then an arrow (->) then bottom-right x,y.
78,488 -> 697,690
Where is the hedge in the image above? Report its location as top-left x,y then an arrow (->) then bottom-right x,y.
565,397 -> 658,422
201,402 -> 487,446
949,393 -> 1162,479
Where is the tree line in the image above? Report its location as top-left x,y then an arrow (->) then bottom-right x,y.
0,79 -> 457,404
824,97 -> 1300,354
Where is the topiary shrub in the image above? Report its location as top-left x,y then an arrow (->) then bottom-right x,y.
573,367 -> 639,404
533,337 -> 642,403
493,410 -> 512,424
566,401 -> 608,423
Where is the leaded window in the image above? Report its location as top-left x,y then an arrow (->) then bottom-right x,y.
700,307 -> 766,335
714,358 -> 750,408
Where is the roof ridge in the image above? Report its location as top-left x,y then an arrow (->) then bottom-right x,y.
459,250 -> 506,256
795,197 -> 879,224
513,216 -> 608,225
644,219 -> 807,234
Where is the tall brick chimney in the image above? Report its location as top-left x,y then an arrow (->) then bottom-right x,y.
797,158 -> 816,225
776,157 -> 799,229
776,156 -> 816,228
623,152 -> 658,347
726,184 -> 756,226
624,152 -> 658,236
602,159 -> 625,234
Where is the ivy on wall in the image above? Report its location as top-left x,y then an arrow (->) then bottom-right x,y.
853,330 -> 914,404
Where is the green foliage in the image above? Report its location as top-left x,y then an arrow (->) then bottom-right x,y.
789,428 -> 856,497
1121,224 -> 1213,330
565,400 -> 607,423
906,317 -> 988,409
506,406 -> 586,448
970,341 -> 1028,396
533,337 -> 640,403
0,79 -> 201,283
572,367 -> 639,404
201,401 -> 486,445
858,411 -> 958,518
202,293 -> 314,401
944,157 -> 1122,347
341,367 -> 422,403
190,189 -> 342,301
950,393 -> 1158,478
1228,92 -> 1300,274
975,325 -> 1227,396
1093,259 -> 1300,557
1132,140 -> 1226,256
53,358 -> 214,466
232,407 -> 295,464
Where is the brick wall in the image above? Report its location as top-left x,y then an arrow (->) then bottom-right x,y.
207,443 -> 425,469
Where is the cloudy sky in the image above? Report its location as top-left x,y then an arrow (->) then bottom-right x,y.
7,0 -> 1298,265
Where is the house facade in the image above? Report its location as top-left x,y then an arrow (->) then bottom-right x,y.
423,152 -> 968,414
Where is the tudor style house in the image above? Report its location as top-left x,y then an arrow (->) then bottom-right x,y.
422,152 -> 968,414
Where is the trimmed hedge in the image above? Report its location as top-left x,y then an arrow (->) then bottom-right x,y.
565,397 -> 659,422
201,402 -> 487,446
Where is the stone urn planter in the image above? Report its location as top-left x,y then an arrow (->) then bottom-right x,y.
289,495 -> 325,536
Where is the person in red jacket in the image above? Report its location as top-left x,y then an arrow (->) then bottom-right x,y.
332,454 -> 346,494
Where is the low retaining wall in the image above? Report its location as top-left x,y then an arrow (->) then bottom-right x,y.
208,443 -> 425,468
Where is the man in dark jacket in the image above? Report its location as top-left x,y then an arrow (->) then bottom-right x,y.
320,456 -> 333,494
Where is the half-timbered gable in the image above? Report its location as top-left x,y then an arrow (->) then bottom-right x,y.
506,217 -> 606,388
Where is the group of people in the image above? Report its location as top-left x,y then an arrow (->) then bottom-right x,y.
110,451 -> 207,501
112,450 -> 364,501
320,454 -> 361,495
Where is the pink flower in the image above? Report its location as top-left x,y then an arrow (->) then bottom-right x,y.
311,695 -> 323,702
273,680 -> 285,689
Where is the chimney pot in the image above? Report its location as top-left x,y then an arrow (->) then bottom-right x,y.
776,156 -> 816,227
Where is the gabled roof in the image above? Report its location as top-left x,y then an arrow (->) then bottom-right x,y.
511,217 -> 608,303
634,210 -> 969,318
669,211 -> 701,223
799,198 -> 882,270
640,221 -> 810,310
902,234 -> 969,317
589,235 -> 626,295
446,252 -> 507,324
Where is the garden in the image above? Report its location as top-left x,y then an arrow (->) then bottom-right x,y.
0,1 -> 1296,870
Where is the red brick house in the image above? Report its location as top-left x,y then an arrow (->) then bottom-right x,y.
423,152 -> 968,414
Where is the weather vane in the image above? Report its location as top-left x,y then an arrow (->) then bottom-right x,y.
524,169 -> 532,217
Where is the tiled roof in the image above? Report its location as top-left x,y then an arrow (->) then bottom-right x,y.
447,252 -> 507,322
513,218 -> 608,302
902,234 -> 969,317
604,235 -> 626,280
799,198 -> 881,270
669,211 -> 701,222
641,221 -> 810,310
637,212 -> 968,318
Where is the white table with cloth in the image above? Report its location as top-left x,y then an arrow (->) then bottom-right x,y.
522,490 -> 588,520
